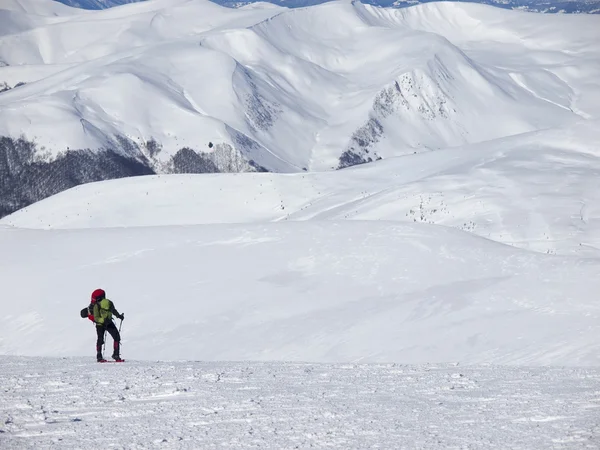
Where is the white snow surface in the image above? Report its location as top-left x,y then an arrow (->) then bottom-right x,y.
2,120 -> 600,366
1,357 -> 599,449
0,0 -> 599,169
2,116 -> 600,366
4,119 -> 600,257
2,218 -> 600,365
2,1 -> 600,447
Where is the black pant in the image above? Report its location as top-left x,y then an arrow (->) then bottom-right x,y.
96,321 -> 121,356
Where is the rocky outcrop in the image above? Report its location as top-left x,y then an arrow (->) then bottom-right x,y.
0,134 -> 269,219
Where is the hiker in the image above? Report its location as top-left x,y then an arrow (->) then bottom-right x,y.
87,288 -> 124,362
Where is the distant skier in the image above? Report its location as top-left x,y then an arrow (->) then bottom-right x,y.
86,289 -> 124,362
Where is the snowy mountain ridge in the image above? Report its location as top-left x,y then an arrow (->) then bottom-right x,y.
2,3 -> 600,447
1,0 -> 599,368
1,0 -> 599,217
54,0 -> 600,14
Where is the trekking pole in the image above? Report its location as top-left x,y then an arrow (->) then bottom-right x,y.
103,330 -> 106,355
118,319 -> 123,350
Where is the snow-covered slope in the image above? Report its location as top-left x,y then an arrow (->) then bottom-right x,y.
222,0 -> 600,14
1,220 -> 599,366
52,0 -> 600,15
2,0 -> 599,220
1,0 -> 599,172
2,3 -> 599,446
2,119 -> 600,365
2,0 -> 599,366
5,119 -> 600,257
55,0 -> 145,9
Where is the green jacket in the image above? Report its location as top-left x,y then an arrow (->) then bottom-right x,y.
89,298 -> 121,327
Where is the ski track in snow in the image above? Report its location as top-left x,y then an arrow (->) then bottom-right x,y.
0,356 -> 599,449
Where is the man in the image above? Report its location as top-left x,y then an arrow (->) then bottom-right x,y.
87,288 -> 124,362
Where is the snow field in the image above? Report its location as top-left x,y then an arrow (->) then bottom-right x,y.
1,221 -> 599,366
4,119 -> 600,257
1,1 -> 600,447
1,356 -> 599,449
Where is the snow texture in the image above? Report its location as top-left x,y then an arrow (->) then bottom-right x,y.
1,1 -> 600,448
2,0 -> 600,219
4,119 -> 600,257
1,357 -> 599,449
1,0 -> 599,172
1,119 -> 600,366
